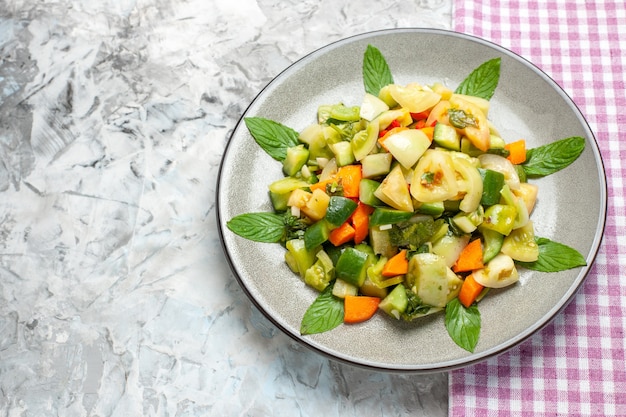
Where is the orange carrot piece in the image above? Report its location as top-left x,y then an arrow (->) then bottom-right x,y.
309,178 -> 335,193
505,139 -> 527,165
458,273 -> 485,308
328,222 -> 355,246
382,249 -> 409,277
452,239 -> 484,273
420,126 -> 435,141
336,165 -> 362,198
344,295 -> 381,324
350,202 -> 374,244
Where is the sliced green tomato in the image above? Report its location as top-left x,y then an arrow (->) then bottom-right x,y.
449,95 -> 490,152
406,253 -> 449,308
335,247 -> 369,287
360,93 -> 389,121
472,253 -> 519,288
382,129 -> 431,169
451,93 -> 490,117
514,182 -> 539,215
446,268 -> 464,302
425,100 -> 450,127
374,164 -> 414,212
481,204 -> 517,236
285,239 -> 319,278
387,83 -> 441,113
325,196 -> 358,227
329,103 -> 361,122
376,108 -> 412,130
410,149 -> 459,203
377,85 -> 398,108
351,119 -> 380,161
304,250 -> 335,291
451,154 -> 483,213
361,152 -> 393,179
500,221 -> 539,262
500,184 -> 530,229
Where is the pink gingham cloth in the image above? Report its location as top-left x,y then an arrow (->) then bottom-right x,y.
450,1 -> 626,416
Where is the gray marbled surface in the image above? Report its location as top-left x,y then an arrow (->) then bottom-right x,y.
0,1 -> 453,415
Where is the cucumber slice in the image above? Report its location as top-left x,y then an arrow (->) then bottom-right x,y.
433,122 -> 460,151
304,220 -> 330,250
379,284 -> 408,319
335,247 -> 369,287
359,179 -> 384,207
369,208 -> 414,227
325,196 -> 358,227
283,144 -> 310,176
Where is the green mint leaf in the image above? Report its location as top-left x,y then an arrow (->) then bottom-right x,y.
516,237 -> 587,272
300,284 -> 344,335
363,44 -> 394,96
522,136 -> 585,178
455,58 -> 501,100
244,117 -> 300,161
226,212 -> 286,243
445,298 -> 481,353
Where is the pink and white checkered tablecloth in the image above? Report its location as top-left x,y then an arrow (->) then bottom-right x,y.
450,1 -> 626,416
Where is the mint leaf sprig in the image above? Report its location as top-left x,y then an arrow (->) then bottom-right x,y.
300,285 -> 344,335
517,237 -> 587,272
244,117 -> 300,161
522,136 -> 585,178
454,57 -> 501,100
363,45 -> 394,96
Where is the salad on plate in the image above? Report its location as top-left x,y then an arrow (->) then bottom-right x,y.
227,45 -> 586,352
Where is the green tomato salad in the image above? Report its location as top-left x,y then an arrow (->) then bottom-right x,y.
227,45 -> 587,352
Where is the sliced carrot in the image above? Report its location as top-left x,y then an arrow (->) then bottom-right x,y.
344,295 -> 381,324
309,178 -> 334,193
381,249 -> 409,277
336,165 -> 362,198
420,126 -> 435,141
328,221 -> 355,246
458,273 -> 485,308
350,202 -> 374,244
452,238 -> 484,273
505,139 -> 527,165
